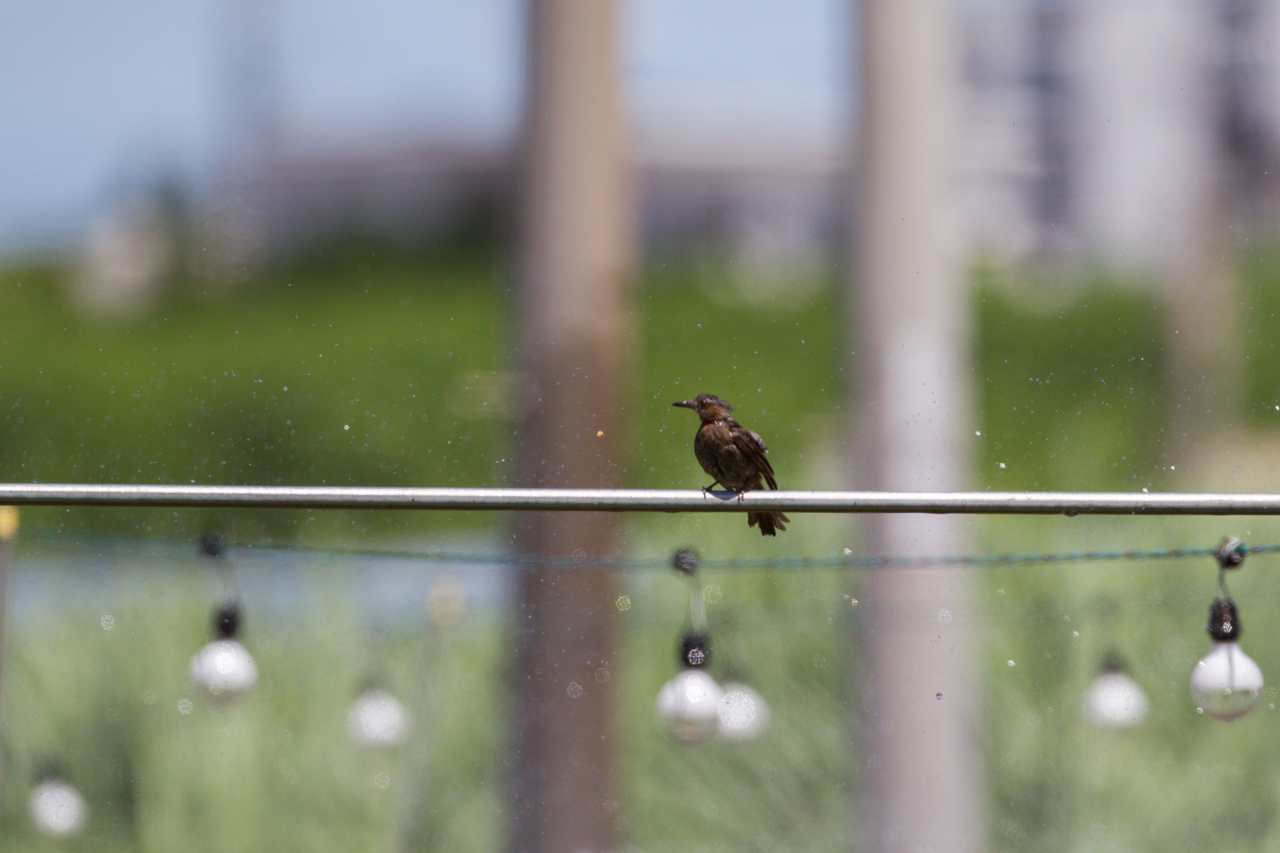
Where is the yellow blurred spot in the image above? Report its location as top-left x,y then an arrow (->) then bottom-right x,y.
849,598 -> 859,607
615,595 -> 631,611
0,506 -> 17,540
596,430 -> 604,436
703,583 -> 723,604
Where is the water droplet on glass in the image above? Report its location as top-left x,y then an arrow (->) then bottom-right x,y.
1007,660 -> 1016,667
100,614 -> 114,631
615,595 -> 631,611
177,698 -> 194,715
936,693 -> 943,700
567,682 -> 585,698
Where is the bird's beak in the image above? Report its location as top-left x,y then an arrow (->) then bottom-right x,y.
672,400 -> 696,410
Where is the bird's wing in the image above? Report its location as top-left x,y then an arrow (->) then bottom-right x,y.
737,428 -> 778,490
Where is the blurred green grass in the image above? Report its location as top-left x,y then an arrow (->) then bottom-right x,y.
4,241 -> 1280,851
0,244 -> 1172,542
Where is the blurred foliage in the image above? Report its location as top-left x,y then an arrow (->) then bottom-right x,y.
618,568 -> 853,853
1243,244 -> 1280,423
0,243 -> 512,541
980,527 -> 1280,853
0,246 -> 1171,537
0,551 -> 851,853
5,239 -> 1280,850
975,266 -> 1168,492
0,560 -> 508,852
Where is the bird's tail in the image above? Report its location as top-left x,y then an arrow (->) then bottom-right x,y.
748,511 -> 789,536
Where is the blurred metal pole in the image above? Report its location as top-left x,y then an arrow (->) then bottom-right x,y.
850,0 -> 985,850
0,507 -> 17,794
510,1 -> 632,852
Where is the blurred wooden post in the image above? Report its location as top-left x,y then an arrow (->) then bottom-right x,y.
849,0 -> 985,850
1164,224 -> 1240,466
1163,0 -> 1252,469
0,507 -> 17,792
510,2 -> 632,852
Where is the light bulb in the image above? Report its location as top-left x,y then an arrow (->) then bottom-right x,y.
1192,642 -> 1263,721
1190,598 -> 1263,722
656,668 -> 724,744
189,604 -> 257,703
347,688 -> 410,747
717,681 -> 770,740
1084,669 -> 1149,728
29,778 -> 88,836
190,638 -> 259,702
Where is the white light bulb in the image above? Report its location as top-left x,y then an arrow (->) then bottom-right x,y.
717,681 -> 770,740
656,669 -> 724,744
347,688 -> 410,747
29,779 -> 88,836
190,638 -> 258,703
1191,641 -> 1263,721
1084,671 -> 1149,728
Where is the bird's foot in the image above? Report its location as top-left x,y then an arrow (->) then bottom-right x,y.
735,489 -> 747,504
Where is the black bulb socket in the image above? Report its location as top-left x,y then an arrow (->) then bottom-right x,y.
1099,651 -> 1126,674
32,759 -> 67,784
200,532 -> 225,559
214,603 -> 241,639
680,631 -> 711,668
1207,597 -> 1242,642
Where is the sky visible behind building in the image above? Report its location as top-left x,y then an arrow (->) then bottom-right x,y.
0,0 -> 850,252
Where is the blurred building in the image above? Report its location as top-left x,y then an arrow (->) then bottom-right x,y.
85,0 -> 1280,285
963,0 -> 1280,269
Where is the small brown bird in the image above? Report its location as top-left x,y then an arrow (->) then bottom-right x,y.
673,394 -> 789,536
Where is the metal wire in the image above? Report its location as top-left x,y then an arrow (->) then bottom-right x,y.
7,484 -> 1280,515
7,484 -> 1280,571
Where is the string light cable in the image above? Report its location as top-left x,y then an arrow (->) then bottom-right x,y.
8,523 -> 1280,572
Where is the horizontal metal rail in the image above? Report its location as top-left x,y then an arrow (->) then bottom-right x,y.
2,484 -> 1280,515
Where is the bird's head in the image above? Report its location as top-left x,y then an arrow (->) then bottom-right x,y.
673,394 -> 734,422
